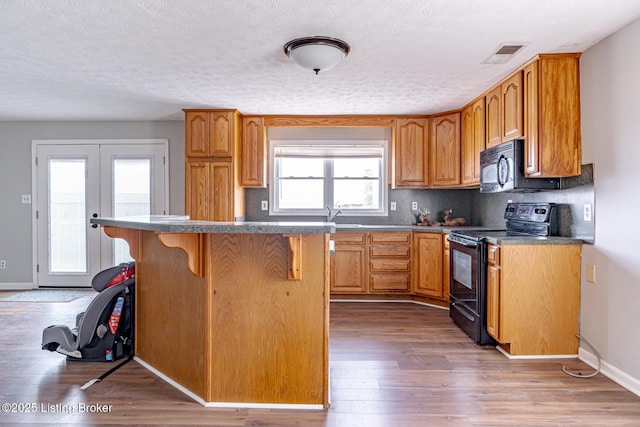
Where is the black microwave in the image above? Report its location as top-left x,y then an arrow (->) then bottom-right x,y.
479,139 -> 560,193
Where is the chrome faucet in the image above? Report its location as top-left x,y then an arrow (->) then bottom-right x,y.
327,205 -> 342,221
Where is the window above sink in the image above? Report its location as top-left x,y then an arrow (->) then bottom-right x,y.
269,140 -> 389,217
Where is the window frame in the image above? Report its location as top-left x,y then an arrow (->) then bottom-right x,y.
269,139 -> 389,217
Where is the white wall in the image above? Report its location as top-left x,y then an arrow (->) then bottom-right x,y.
580,17 -> 640,390
0,121 -> 184,286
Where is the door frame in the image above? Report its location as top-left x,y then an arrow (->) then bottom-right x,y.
31,139 -> 169,288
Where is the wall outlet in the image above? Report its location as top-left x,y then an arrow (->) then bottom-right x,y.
21,194 -> 31,204
586,263 -> 596,283
583,204 -> 592,221
390,201 -> 397,211
0,260 -> 6,269
411,201 -> 418,210
261,200 -> 268,211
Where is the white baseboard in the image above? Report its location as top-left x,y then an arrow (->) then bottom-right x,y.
0,282 -> 34,291
579,346 -> 640,397
135,357 -> 325,409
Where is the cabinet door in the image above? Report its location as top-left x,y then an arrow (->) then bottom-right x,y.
241,116 -> 266,187
486,264 -> 501,341
461,99 -> 485,186
210,111 -> 234,157
501,71 -> 523,141
185,161 -> 234,221
185,112 -> 210,157
412,233 -> 443,298
210,161 -> 233,221
394,118 -> 429,188
485,86 -> 502,148
430,112 -> 461,187
185,161 -> 210,220
523,61 -> 539,176
330,245 -> 367,293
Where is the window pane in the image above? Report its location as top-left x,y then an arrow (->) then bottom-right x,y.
280,158 -> 324,177
279,179 -> 324,209
333,179 -> 380,209
334,158 -> 380,177
113,158 -> 151,264
49,159 -> 87,273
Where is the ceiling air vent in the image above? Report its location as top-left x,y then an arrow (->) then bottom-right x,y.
482,44 -> 526,64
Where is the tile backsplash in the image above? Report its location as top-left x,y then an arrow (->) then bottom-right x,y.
245,164 -> 594,243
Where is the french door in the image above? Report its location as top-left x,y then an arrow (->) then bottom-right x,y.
34,141 -> 167,288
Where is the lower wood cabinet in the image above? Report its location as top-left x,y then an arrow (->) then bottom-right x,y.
185,161 -> 236,221
369,232 -> 411,293
486,243 -> 581,356
330,232 -> 367,293
411,233 -> 443,299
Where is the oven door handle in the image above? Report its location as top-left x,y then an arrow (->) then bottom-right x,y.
447,236 -> 478,248
451,302 -> 475,322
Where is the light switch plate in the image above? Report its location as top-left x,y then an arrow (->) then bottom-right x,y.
390,201 -> 396,211
261,200 -> 268,211
586,263 -> 596,283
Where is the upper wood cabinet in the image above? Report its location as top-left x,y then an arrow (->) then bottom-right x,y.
430,112 -> 461,187
393,118 -> 429,188
523,54 -> 581,177
461,98 -> 485,186
241,116 -> 267,188
185,110 -> 237,158
412,233 -> 443,299
184,109 -> 244,221
485,86 -> 502,148
501,71 -> 524,141
486,71 -> 524,149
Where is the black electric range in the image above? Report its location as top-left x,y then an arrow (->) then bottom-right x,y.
447,202 -> 558,345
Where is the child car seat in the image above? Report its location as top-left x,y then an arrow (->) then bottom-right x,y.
41,262 -> 135,362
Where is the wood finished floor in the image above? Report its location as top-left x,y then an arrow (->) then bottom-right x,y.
1,295 -> 639,426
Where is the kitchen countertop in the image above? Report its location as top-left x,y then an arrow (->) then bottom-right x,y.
333,223 -> 585,244
90,215 -> 336,234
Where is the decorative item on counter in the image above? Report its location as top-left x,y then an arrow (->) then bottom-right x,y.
417,208 -> 443,226
443,209 -> 468,226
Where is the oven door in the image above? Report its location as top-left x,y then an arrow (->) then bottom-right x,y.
449,239 -> 480,314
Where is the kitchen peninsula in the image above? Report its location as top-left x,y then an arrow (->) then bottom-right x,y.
90,215 -> 335,409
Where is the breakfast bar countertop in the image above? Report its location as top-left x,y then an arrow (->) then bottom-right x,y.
90,215 -> 336,234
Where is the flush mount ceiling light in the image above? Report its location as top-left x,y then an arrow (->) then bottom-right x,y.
283,36 -> 350,74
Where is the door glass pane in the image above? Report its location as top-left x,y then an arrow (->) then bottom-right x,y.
113,158 -> 151,263
49,159 -> 87,273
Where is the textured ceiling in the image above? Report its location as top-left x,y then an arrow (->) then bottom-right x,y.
2,0 -> 640,121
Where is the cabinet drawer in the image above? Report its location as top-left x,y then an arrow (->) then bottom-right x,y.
370,258 -> 411,272
370,245 -> 411,258
333,232 -> 366,245
369,272 -> 411,292
369,232 -> 411,244
488,244 -> 500,265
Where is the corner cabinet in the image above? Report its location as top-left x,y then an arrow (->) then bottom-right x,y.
486,243 -> 581,356
411,233 -> 443,299
241,116 -> 267,188
393,118 -> 429,188
429,112 -> 461,187
461,98 -> 485,186
523,54 -> 581,177
184,109 -> 245,221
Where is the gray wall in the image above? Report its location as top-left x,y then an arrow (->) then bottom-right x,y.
577,17 -> 640,388
0,121 -> 184,286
